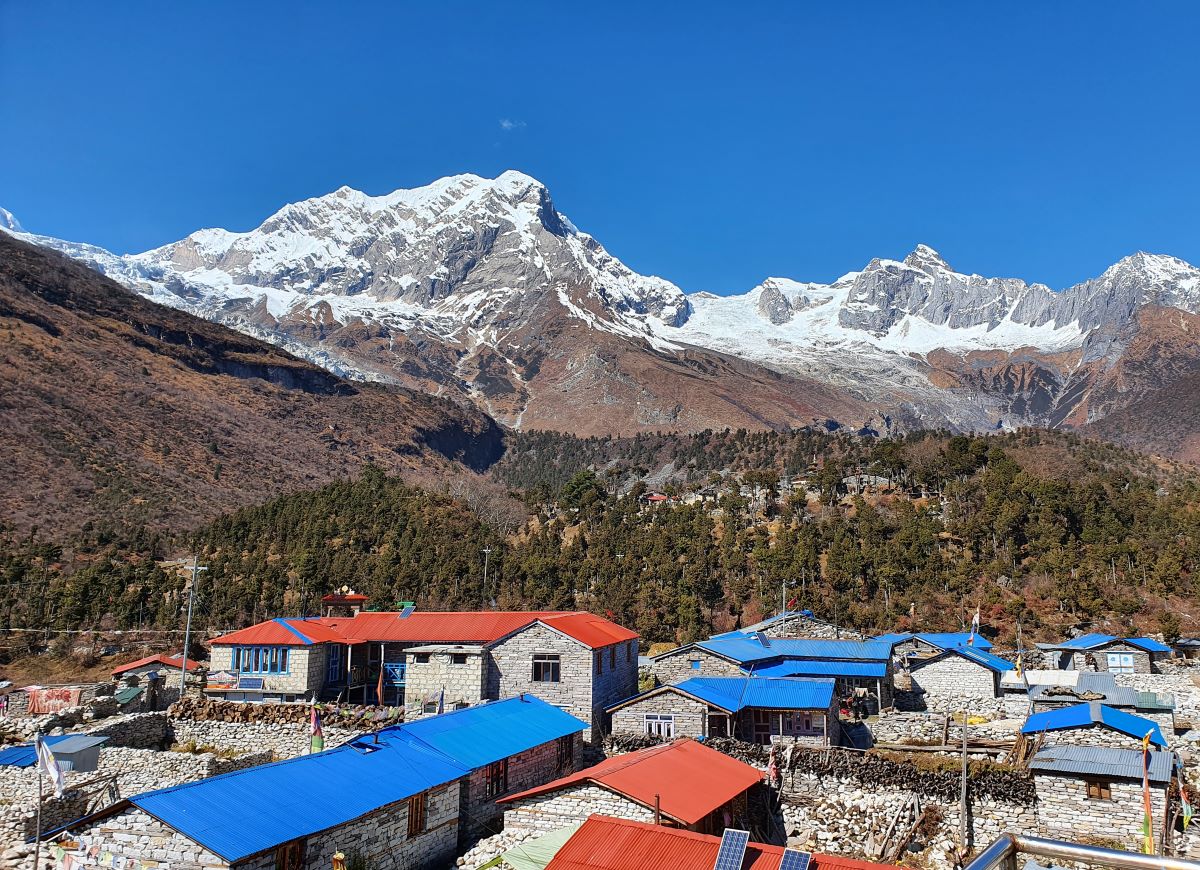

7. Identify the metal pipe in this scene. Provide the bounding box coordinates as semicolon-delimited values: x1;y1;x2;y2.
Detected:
964;833;1200;870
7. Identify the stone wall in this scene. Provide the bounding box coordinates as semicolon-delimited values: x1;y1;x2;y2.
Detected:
589;639;640;741
404;649;486;718
650;647;742;686
503;784;656;834
207;644;326;697
45;806;229;869
459;735;579;842
1038;726;1157;751
909;656;999;703
762;615;864;641
1116;672;1200;726
168;718;359;760
488;624;597;741
869;712;1020;748
1064;643;1159;674
1035;774;1168;852
610;690;709;740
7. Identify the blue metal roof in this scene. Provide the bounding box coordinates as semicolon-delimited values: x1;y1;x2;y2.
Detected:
747;660;888;679
697;636;891;665
943;646;1012;673
1031;746;1173;784
388;695;587;770
872;632;993;651
130;727;467;861
1021;702;1168;748
670;677;835;712
1128;637;1172;653
0;734;75;768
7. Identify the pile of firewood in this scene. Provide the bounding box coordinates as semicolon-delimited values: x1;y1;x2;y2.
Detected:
168;696;403;729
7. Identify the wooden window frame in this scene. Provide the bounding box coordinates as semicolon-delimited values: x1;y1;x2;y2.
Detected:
407;791;427;838
1086;779;1112;800
532;653;561;683
274;841;305;870
556;734;575;773
644;713;675;738
485;758;509;798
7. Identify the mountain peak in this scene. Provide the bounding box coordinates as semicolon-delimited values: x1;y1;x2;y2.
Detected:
903;244;952;274
0;207;23;233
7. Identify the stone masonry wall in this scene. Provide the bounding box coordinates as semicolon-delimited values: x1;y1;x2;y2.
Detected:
1035;774;1168;852
909;657;998;703
1116;672;1200;725
489;624;597;741
404;650;486;718
298;781;459;870
590;639;639;740
168;718;359;759
503;784;656;834
650;647;742;686
610;691;709;739
48;806;230;870
208;644;327;696
460;735;579;842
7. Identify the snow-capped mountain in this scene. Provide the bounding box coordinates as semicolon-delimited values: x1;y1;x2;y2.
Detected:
7;171;1200;441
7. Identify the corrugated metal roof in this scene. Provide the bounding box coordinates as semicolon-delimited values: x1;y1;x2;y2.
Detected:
111;654;192;675
1021;702;1168;747
388;695;587;770
213;611;637;650
873;632;994;651
129;727;466;861
1053;632;1118;651
1128;637;1172;653
698;636;891;665
49;735;108;755
1031;746;1173;784
545;815;900;870
1029;674;1139;708
497;738;762;825
926;646;1012;673
1046;634;1170;653
749;660;888;679
0;734;74;768
670;677;835;712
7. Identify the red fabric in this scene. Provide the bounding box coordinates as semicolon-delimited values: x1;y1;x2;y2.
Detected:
26;687;82;715
499;739;762;825
547;816;902;870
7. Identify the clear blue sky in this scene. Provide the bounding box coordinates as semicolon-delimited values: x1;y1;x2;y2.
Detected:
3;1;1199;294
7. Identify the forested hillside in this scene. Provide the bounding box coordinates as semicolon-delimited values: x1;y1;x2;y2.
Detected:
3;429;1198;650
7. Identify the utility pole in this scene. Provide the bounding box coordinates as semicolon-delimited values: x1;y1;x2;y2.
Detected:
482;548;492;598
179;558;207;695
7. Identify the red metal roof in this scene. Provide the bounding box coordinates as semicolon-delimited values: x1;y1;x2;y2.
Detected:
111;654;196;675
498;739;762;825
210;611;637;650
546;815;901;870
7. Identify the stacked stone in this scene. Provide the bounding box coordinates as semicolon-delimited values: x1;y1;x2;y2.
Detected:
169;718;360;759
455;828;540;868
169;695;400;729
0;696;126;745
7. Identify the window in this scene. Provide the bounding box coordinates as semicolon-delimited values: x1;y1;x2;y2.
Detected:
628;641;634;662
556;734;575;773
485;759;509;797
451;653;468;665
407;792;427;838
532;653;561;683
644;713;675;738
752;709;772;744
595;653;603;676
1086;780;1112;800
275;842;304;870
422;701;439;714
690;659;701;671
454;700;470;710
610;646;616;669
781;711;817;736
1107;652;1135;675
327;644;342;684
235;646;290;675
414;653;431;664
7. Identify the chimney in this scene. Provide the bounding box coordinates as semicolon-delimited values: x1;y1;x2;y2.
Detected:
653;793;661;826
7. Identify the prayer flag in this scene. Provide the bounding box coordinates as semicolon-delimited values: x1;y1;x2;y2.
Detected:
967;607;981;646
437;686;444;715
36;733;65;798
376;666;385;706
310;705;325;754
1142;730;1155;854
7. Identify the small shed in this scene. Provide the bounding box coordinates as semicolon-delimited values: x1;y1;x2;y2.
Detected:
1039;634;1171;674
1022;702;1168;750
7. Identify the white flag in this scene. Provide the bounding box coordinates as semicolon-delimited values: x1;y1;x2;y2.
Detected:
35;734;65;798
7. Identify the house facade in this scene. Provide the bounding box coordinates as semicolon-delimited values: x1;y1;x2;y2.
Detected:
906;647;1010;709
607;677;839;746
206;606;638;740
1031;745;1173;853
1022;702;1169;750
498;738;763;836
1041;634;1172;674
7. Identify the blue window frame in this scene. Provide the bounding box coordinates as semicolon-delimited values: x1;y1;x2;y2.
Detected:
384;662;406;687
233;646;290;675
690;660;701;670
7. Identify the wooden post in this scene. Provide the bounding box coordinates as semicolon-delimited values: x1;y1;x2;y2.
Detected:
654;793;661;826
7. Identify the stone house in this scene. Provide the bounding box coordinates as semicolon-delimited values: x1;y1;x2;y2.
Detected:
1031;745;1173;852
1022;702;1169;750
873;632;993;664
650;634;893;711
906;646;1010;707
1028;672;1176;738
56;724;468;869
207;608;638;739
111;654;200;683
498;738;764;836
606;676;839;746
388;695;587;845
1040;633;1172;674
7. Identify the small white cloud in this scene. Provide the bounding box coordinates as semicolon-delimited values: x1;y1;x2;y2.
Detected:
499;118;527;132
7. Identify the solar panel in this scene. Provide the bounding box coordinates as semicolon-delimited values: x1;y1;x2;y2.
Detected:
399;606;415;618
712;829;749;870
780;848;812;870
236;676;264;690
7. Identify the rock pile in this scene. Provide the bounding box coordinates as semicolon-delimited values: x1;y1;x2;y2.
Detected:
169;696;402;729
455;829;540;869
